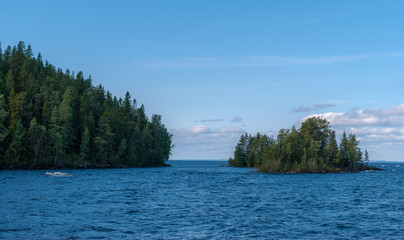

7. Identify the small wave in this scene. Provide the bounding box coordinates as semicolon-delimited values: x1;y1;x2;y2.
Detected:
64;236;81;240
3;177;15;180
88;225;116;233
0;227;31;232
337;225;352;229
126;209;138;214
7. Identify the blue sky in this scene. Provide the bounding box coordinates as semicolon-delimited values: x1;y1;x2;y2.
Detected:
2;0;404;161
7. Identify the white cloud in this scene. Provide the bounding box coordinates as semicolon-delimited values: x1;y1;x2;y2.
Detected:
348;127;397;135
248;54;369;66
304;103;404;127
171;125;245;160
175;125;211;135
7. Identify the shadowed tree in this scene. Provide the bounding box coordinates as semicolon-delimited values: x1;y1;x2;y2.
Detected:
80;127;91;165
9;120;26;167
26;117;45;167
0;42;173;169
0;94;9;167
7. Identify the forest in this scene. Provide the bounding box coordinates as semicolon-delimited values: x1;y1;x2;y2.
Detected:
0;42;172;169
228;117;377;173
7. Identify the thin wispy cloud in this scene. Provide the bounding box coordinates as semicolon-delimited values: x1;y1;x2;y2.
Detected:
389;80;404;90
196;118;224;123
292;104;336;113
388;52;404;57
292;106;312;113
230;116;243;123
131;80;333;94
315;103;336;109
134;54;375;69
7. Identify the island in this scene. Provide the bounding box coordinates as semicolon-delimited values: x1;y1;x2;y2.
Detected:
228;117;380;173
0;42;173;169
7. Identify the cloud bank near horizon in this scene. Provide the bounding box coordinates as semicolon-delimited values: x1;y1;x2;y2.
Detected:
171;125;245;160
303;103;404;128
169;103;404;162
303;103;404;162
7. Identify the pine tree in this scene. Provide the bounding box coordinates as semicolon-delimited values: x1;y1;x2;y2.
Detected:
94;111;115;165
6;70;15;93
327;130;339;167
49;106;63;166
80;127;91;165
59;87;75;153
338;132;350;169
233;145;244;167
364;149;369;166
26;118;45;167
347;133;362;170
0;94;9;167
9;120;26;167
117;138;128;165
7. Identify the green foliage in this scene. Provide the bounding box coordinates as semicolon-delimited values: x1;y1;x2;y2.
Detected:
9;120;26;167
80;127;91;165
26;117;45;167
364;149;369;166
229;117;374;173
0;42;172;169
0;95;9;161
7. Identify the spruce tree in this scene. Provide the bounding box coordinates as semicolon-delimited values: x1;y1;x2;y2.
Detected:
0;94;9;167
80;127;91;165
364;149;369;166
9;120;26;167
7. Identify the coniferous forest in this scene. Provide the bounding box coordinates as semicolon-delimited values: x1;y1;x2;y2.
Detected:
228;117;378;173
0;42;172;169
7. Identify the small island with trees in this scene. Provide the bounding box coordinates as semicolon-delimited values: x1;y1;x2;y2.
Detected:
228;117;380;173
0;42;172;169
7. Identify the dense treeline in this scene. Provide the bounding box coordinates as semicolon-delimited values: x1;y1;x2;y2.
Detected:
0;42;172;169
228;117;375;173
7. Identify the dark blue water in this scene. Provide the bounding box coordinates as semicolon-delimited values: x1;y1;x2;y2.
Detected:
1;161;403;239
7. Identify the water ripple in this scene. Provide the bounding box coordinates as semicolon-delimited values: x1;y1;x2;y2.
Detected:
0;161;403;239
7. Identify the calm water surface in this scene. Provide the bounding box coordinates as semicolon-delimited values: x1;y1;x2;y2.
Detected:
1;161;403;239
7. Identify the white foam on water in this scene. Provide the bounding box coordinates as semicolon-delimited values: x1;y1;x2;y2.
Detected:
45;172;73;177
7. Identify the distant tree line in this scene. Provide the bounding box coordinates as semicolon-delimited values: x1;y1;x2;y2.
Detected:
228;117;374;173
0;41;172;169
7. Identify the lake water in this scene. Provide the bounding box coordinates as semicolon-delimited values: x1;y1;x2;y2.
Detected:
1;161;403;239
